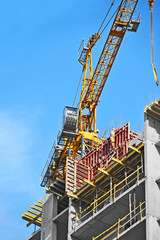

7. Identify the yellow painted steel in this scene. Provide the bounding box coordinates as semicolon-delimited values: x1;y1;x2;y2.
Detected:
112;157;124;166
84;179;106;193
74;166;143;225
47;0;141;184
92;201;145;240
128;145;141;153
27;213;42;227
79;131;102;145
22;214;41;227
67;192;90;204
30;205;42;212
34;202;42;208
28;209;41;216
81;0;139;129
22;200;43;227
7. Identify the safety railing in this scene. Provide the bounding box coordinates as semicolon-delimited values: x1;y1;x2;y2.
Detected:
92;201;145;240
73;166;144;229
40;141;57;187
78;39;89;63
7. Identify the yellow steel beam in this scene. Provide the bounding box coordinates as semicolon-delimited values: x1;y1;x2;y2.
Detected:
84;179;96;187
128;145;141;154
112;157;135;171
67;192;79;200
79;131;102;145
67;192;90;204
112;157;124;166
38;200;43;204
22;214;41;226
28;209;41;216
84;179;106;193
98;168;121;182
35;203;42;208
121;143;144;162
27;212;42;227
30;205;42;212
98;168;110;176
24;212;41;220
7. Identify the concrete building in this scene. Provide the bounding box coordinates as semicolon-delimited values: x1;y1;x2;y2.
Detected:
26;99;160;240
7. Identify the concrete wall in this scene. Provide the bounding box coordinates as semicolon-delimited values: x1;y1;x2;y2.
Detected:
144;114;160;240
26;229;41;240
41;194;57;240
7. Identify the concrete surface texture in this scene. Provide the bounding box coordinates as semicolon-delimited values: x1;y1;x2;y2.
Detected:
28;105;160;240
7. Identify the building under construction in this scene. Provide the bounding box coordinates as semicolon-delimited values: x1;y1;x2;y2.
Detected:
22;0;160;239
24;100;160;240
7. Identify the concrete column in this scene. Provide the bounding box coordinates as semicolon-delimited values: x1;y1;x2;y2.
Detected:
144;114;160;240
67;197;79;240
41;194;58;240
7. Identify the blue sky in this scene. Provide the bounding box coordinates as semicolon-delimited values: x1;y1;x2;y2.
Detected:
0;0;160;239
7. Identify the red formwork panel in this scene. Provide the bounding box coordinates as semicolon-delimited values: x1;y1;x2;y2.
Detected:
65;123;137;194
79;123;137;180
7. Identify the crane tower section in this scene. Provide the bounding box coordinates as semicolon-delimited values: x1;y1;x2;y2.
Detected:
79;0;140;133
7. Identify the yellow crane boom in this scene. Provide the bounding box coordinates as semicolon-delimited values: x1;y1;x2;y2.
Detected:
80;0;139;132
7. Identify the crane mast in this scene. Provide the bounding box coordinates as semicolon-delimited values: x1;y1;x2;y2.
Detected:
41;0;141;188
79;0;139;134
23;0;159;230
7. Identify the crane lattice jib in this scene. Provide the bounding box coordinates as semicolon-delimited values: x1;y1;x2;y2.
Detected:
81;0;139;113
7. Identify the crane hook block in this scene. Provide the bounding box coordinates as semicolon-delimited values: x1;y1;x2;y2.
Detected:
152;64;159;86
148;0;155;10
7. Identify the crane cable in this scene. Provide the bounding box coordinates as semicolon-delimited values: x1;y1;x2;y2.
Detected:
72;69;84;107
100;4;120;36
98;0;116;34
73;0;116;107
149;0;159;86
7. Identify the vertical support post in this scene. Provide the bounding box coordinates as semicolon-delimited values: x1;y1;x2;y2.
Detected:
79;201;82;219
81;136;84;158
125;167;128;188
140;202;143;222
117;218;120;240
114;184;116;202
94;108;96;133
93;189;98;215
133;192;136;223
110;177;113;203
137;165;139;183
129;193;132;226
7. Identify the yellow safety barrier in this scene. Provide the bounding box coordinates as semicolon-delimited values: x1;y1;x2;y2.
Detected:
73;166;144;228
92;201;145;240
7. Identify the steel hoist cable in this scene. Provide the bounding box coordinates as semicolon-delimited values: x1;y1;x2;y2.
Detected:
148;0;159;86
73;69;84;107
73;0;116;107
98;0;116;34
100;5;119;36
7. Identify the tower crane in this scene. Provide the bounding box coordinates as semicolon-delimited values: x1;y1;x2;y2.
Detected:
40;0;158;194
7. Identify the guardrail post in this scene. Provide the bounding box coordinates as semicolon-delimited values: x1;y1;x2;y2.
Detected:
140;202;143;222
114;184;116;202
137;165;139;183
110;177;113;203
117;218;120;239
